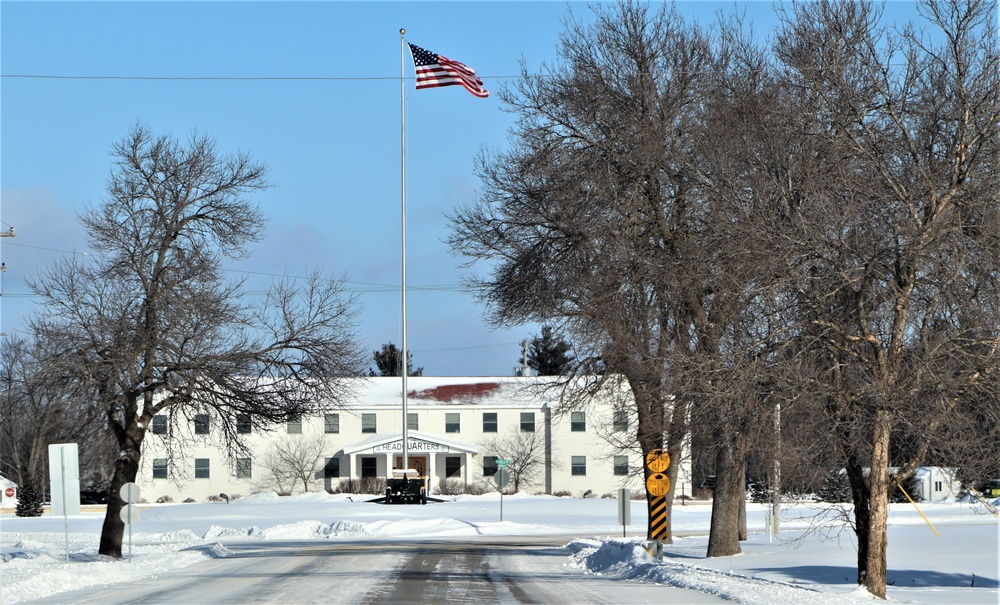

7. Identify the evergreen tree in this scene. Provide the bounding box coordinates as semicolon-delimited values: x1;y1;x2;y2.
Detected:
526;327;574;376
369;343;423;377
815;469;851;503
15;478;43;517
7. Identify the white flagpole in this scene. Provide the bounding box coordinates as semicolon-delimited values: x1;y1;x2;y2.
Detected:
399;29;409;472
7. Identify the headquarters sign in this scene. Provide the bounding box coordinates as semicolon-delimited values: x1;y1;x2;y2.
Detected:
373;439;449;453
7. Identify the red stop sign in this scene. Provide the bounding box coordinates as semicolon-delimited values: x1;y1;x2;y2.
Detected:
4;487;14;498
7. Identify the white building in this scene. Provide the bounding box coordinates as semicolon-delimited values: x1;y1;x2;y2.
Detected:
138;376;692;502
911;467;963;502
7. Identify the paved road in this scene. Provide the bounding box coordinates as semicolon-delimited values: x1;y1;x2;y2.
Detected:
27;536;727;604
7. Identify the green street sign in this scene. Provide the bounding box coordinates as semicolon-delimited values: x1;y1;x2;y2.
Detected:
497;459;511;468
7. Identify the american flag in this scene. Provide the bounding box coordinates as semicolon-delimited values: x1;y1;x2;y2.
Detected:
408;43;489;99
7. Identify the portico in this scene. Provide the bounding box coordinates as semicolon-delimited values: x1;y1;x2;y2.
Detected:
341;430;480;495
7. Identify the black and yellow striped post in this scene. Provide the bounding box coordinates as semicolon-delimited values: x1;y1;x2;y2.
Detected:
645;449;671;559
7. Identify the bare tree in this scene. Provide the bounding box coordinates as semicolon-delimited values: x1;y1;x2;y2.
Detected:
450;0;716;544
0;337;109;496
27;124;365;558
481;427;548;493
259;433;331;494
769;0;1000;597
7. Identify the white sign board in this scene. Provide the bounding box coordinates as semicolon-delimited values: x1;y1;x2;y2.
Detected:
48;443;81;516
120;504;141;525
373;439;449;453
120;482;141;504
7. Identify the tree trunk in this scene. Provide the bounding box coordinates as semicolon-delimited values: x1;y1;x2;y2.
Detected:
845;456;871;584
98;427;142;559
738;465;748;542
707;441;743;557
862;411;892;599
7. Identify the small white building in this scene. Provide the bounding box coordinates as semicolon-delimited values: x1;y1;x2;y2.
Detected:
138;376;692;502
0;474;17;508
911;467;963;502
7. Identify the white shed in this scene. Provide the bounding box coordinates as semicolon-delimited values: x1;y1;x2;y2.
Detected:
912;467;962;502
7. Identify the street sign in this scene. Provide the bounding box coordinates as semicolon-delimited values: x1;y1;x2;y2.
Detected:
645;449;670;473
495;468;510;490
119;482;141;504
496;459;511;468
4;487;14;498
120;504;140;525
646;472;671;497
618;488;631;528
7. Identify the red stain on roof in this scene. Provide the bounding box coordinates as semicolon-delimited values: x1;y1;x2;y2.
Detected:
409;382;501;402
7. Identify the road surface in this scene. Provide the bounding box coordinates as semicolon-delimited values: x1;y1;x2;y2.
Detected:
26;536;727;604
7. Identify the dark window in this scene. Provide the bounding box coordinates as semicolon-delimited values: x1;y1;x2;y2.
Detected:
483;456;499;477
236;458;252;479
361;457;377;478
286;416;302;434
152;458;168;479
445;456;461;478
362;413;377;434
571;456;586;476
571;411;586;432
520;412;535;432
151;415;168;435
195;458;210;479
614;455;629;476
482;412;497;433
324;457;340;478
236;413;252;434
613;411;628;432
407;413;418;431
445;412;460;433
194;414;210;435
324;413;339;434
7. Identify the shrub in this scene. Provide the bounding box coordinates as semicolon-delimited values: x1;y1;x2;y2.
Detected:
552;490;572;497
183;497;196;503
156;495;174;504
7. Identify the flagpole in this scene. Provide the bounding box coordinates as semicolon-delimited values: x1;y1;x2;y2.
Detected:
399;29;409;473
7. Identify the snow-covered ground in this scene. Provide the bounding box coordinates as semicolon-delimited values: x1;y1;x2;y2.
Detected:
1;492;997;604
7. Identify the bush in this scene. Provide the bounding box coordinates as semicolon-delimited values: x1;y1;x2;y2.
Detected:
183;497;196;503
156;495;174;504
552;490;572;497
815;469;851;503
15;481;44;517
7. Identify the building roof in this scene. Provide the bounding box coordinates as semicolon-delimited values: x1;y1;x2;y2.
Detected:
347;375;568;408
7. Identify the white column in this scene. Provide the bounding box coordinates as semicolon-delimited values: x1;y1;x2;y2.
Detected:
427;454;436;496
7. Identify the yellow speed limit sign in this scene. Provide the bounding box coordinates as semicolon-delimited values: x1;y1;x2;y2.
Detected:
646;472;671;497
645;449;670;473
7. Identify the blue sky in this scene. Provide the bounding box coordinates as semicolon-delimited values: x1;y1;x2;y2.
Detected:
1;1;922;376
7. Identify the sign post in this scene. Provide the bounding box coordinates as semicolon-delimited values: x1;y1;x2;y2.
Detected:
618;488;631;537
119;482;141;561
48;443;80;561
495;466;510;521
645;449;671;560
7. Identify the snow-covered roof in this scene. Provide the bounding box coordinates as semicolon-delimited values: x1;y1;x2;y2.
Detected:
341;375;571;408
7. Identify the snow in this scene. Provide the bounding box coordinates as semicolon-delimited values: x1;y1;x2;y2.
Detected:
1;492;997;604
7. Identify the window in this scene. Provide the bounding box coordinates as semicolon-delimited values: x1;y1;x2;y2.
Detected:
152;458;168;479
195;458;210;479
236;413;252;434
613;411;628;432
571;456;587;476
571;411;586;432
935;481;943;492
236;458;252;479
483;455;499;477
482;412;497;433
361;457;377;478
362;413;377;434
614;455;629;476
324;457;340;478
151;415;168;435
194;414;210;435
324;413;340;434
445;456;461;478
286;416;302;434
408;412;419;431
520;412;535;432
445;412;460;433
